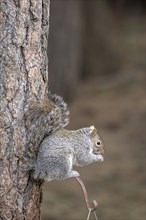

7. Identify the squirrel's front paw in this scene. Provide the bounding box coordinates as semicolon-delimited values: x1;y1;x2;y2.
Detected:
97;154;104;162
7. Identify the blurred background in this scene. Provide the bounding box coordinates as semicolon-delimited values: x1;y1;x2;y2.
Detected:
43;0;145;219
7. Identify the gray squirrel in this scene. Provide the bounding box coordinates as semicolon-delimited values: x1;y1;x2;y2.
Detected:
25;93;104;181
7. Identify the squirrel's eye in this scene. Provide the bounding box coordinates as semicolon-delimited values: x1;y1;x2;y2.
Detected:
97;140;101;146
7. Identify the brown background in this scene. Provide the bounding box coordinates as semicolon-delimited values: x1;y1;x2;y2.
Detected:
43;1;145;219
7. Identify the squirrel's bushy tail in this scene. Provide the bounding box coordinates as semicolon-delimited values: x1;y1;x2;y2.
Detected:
25;93;69;157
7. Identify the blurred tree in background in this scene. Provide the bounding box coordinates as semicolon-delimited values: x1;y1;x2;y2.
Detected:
82;0;119;78
48;0;145;100
48;0;82;100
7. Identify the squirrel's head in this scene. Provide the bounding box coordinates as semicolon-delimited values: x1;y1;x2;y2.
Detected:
89;125;104;155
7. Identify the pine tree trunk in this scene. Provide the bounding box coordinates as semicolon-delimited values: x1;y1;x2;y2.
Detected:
0;0;50;219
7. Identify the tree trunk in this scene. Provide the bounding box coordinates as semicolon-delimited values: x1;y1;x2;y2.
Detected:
0;0;50;219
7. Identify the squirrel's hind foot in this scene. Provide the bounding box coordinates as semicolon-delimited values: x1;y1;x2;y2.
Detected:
63;170;80;180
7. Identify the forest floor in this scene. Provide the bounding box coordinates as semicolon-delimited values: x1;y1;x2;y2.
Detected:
42;14;145;220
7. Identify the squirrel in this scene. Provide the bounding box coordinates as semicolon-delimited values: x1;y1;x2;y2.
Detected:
25;93;104;181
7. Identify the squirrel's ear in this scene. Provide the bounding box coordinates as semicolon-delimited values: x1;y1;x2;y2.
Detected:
89;125;97;137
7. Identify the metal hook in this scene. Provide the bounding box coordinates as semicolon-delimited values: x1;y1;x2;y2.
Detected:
75;176;98;211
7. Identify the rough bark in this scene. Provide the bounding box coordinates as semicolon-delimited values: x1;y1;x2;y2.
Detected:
0;0;50;219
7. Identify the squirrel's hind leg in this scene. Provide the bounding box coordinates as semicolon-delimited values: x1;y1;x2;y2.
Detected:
62;170;80;180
